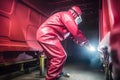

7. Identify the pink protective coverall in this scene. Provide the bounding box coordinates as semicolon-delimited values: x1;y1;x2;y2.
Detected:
36;6;88;80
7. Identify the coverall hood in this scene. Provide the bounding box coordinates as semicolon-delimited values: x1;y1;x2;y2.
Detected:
71;6;82;15
68;6;82;25
68;6;82;17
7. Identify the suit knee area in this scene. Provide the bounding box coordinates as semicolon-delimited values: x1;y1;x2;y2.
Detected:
57;54;67;62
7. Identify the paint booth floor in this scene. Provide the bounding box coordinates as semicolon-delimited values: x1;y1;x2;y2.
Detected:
11;63;105;80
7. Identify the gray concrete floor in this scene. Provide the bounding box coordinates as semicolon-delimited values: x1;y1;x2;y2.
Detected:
11;64;105;80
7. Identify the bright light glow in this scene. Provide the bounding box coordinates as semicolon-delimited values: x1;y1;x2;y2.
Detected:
89;46;96;51
86;45;96;52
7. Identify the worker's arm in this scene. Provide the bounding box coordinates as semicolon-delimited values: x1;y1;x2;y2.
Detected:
62;13;88;46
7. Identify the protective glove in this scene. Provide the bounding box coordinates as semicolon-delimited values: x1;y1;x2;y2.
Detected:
84;42;96;51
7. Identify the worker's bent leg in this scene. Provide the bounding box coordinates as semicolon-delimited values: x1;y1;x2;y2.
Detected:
39;40;67;80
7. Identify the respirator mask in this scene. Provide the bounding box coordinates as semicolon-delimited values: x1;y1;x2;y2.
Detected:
75;15;82;25
70;8;82;25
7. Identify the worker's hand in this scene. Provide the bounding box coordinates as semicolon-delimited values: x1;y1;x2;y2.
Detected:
84;42;96;51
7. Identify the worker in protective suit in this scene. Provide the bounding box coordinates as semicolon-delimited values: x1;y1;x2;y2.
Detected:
97;32;113;80
36;6;90;80
98;31;111;62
